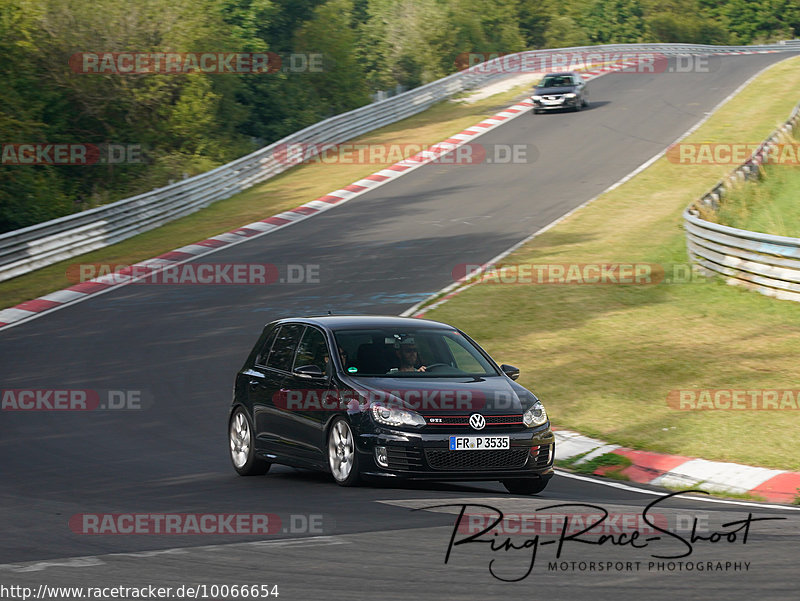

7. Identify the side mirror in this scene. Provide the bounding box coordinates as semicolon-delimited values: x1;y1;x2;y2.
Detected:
294;365;326;379
500;364;520;380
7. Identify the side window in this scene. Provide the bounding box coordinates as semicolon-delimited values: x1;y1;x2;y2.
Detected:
293;327;329;372
255;328;279;366
266;324;304;372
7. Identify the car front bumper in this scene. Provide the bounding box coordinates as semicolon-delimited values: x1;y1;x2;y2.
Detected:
356;425;555;481
532;97;579;110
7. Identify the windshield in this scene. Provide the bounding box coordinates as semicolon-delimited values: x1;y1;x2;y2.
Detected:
332;328;498;377
539;76;574;88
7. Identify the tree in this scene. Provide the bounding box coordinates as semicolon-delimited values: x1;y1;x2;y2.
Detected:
294;0;370;115
544;16;591;48
581;0;647;44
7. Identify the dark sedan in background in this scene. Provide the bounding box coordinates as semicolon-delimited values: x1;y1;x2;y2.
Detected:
531;71;589;113
229;315;554;495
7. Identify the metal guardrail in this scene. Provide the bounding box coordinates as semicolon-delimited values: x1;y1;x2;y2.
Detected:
1;42;797;283
684;100;800;302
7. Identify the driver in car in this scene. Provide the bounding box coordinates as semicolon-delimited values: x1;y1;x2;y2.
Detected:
395;338;427;372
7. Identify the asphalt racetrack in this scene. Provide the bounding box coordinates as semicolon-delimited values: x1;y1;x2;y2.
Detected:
1;54;799;600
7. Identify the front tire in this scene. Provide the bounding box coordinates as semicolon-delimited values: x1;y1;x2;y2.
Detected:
502;478;549;495
229;408;270;476
327;418;360;486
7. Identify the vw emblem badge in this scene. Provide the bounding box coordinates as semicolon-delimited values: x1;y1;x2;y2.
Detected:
469;413;486;431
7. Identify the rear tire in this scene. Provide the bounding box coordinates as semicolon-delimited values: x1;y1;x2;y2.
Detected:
502;478;549;495
229;408;270;476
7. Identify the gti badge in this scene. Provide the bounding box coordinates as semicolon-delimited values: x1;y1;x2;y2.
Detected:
469;413;486;431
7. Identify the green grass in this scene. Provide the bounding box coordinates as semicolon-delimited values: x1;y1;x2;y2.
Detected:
425;55;800;472
554;451;591;469
0;83;536;310
713;157;800;236
661;485;768;503
559;452;633;480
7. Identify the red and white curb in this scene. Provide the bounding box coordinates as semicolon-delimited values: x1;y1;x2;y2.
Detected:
555;429;800;504
0;52;777;332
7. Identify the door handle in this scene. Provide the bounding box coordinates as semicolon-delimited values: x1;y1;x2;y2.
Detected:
249;379;263;389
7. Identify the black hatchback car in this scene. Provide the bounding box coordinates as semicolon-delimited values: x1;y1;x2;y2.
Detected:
228;315;554;494
531;71;589;113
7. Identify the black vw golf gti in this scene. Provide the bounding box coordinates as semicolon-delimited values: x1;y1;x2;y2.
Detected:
228;315;555;494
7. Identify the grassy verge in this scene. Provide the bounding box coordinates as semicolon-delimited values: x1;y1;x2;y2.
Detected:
661;485;768;503
426;55;800;471
557;452;633;480
714;155;800;236
0;83;535;310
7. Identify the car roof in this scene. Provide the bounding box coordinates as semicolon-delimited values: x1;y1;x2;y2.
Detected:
269;315;456;331
544;71;578;76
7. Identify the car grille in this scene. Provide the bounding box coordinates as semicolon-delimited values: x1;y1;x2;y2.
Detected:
384;444;552;471
423;415;523;428
385;447;423;471
425;448;530;471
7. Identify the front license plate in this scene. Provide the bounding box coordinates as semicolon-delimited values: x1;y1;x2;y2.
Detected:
449;436;510;450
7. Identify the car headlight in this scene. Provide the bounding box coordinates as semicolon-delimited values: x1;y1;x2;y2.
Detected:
564;93;576;98
370;403;426;428
531;95;542;101
523;401;548;427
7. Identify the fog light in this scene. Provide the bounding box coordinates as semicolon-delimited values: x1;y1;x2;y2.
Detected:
375;446;388;468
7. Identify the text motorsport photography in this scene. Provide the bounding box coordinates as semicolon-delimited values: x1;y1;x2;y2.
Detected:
419;491;785;581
